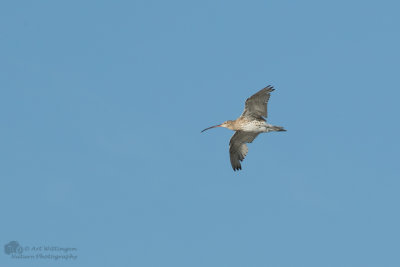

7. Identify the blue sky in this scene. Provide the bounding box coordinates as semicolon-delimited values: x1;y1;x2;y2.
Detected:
1;0;400;266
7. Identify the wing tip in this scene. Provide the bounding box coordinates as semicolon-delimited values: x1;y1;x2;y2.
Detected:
264;85;275;92
233;166;242;171
232;163;242;171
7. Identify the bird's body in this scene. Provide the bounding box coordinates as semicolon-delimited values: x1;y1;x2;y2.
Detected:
224;117;282;133
201;85;286;171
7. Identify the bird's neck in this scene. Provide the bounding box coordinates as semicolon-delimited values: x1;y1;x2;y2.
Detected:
227;120;242;131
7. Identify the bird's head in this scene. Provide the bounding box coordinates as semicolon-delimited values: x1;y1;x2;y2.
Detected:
201;120;235;132
221;120;235;129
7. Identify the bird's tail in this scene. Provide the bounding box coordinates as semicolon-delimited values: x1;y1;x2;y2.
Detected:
271;126;286;132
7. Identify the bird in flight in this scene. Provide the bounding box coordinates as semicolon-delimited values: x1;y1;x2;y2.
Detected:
201;85;286;171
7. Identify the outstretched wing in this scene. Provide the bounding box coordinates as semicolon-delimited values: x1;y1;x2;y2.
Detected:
241;85;274;120
229;131;260;171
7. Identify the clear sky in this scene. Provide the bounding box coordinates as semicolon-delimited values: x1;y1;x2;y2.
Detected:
1;0;400;266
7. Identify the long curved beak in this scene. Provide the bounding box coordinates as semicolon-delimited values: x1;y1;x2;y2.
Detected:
201;124;221;133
